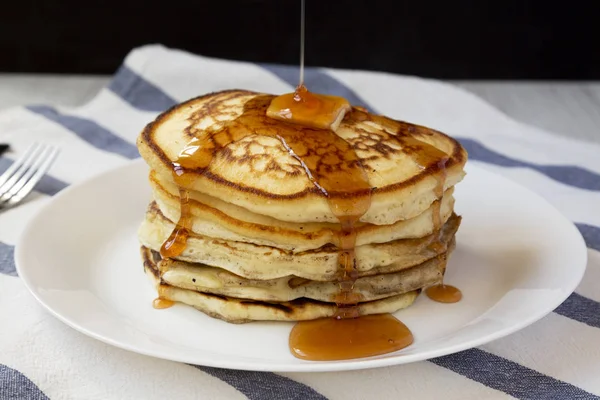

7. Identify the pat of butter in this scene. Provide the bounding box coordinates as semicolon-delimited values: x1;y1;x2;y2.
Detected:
266;91;351;131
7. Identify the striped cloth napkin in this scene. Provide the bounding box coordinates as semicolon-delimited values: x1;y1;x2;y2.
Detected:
1;44;599;400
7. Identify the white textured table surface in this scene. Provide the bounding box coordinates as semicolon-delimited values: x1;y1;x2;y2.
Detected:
1;74;599;144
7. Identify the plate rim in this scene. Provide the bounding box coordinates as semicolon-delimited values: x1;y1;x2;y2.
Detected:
15;159;588;372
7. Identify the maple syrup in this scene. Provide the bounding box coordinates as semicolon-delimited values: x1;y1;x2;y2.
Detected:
289;314;413;361
428;157;449;254
152;298;175;309
152;285;175;309
160;188;192;258
426;284;462;303
364;118;461;303
420;152;462;304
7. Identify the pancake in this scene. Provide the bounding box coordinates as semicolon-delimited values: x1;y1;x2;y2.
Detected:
137;90;467;225
138;203;461;281
150;170;455;251
142;247;420;323
153;247;448;302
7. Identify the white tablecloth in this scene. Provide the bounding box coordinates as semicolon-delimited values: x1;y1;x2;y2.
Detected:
1;45;599;400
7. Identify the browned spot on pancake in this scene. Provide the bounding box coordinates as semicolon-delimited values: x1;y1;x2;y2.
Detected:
202;292;229;301
140;247;160;278
239;300;294;313
150;249;162;264
288;277;311;289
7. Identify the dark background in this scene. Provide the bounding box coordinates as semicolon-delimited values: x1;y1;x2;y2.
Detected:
1;0;599;79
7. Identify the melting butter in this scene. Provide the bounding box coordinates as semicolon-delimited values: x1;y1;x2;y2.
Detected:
266;85;351;131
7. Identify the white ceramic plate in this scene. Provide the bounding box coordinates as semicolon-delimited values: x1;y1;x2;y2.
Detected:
16;160;587;372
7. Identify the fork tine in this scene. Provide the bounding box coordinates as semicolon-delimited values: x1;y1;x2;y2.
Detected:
0;143;40;189
0;143;46;197
4;146;59;206
1;145;53;202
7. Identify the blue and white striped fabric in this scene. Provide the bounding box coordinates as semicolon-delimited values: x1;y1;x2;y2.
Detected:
1;44;599;400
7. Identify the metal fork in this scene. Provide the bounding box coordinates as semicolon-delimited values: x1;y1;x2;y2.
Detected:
0;143;60;210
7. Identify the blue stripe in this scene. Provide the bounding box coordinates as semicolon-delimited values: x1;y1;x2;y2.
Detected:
0;241;16;276
26;105;139;160
460;138;600;191
0;364;49;400
576;223;600;252
431;348;599;399
262;64;600;193
551;221;600;329
0;157;67;196
555;292;600;329
194;366;327;400
108;65;177;112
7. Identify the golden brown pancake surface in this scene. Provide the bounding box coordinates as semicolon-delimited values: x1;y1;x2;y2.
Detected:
137;90;467;225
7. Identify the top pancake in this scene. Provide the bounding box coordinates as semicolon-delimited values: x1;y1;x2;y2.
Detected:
137;90;467;225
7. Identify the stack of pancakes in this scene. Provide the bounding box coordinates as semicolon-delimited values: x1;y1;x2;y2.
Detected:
137;90;467;323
